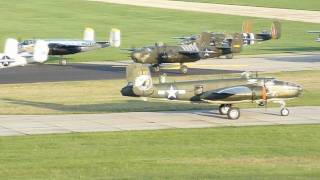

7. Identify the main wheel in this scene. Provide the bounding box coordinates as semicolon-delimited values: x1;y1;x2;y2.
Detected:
219;104;230;115
227;107;240;120
59;59;67;66
152;65;160;72
180;65;188;74
225;53;234;59
280;108;289;116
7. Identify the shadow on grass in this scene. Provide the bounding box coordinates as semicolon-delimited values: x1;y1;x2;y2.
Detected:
2;98;215;114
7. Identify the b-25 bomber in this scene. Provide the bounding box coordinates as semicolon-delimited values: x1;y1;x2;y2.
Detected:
127;21;281;74
127;32;243;74
19;28;121;65
175;21;282;54
121;64;302;120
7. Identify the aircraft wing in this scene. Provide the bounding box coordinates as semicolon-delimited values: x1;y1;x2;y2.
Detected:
200;85;253;101
0;59;16;63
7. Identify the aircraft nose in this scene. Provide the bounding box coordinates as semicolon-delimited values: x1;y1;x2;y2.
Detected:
290;83;303;97
131;51;143;63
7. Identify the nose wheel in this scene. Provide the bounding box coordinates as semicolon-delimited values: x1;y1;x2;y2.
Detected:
274;100;290;116
280;108;289;116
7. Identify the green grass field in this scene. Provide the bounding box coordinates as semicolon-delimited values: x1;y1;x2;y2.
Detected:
177;0;320;11
0;70;318;115
0;0;319;62
0;125;319;179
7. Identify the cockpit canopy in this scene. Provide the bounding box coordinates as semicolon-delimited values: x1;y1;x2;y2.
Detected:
20;40;35;46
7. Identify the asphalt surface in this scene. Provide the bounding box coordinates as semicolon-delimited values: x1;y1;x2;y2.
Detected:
0;52;319;84
0;63;240;84
89;0;320;23
0;106;319;136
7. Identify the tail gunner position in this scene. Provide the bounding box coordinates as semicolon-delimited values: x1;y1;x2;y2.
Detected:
121;64;303;120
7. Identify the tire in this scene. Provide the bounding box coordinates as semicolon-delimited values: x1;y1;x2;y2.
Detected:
180;65;188;74
152;65;160;72
227;107;240;120
219;104;230;115
59;59;67;66
281;108;289;116
225;54;234;59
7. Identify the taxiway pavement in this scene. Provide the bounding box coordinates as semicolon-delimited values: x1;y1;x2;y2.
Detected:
0;52;318;84
0;106;319;136
89;0;320;23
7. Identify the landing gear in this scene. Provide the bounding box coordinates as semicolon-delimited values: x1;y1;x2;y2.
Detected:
274;100;290;116
227;107;240;120
152;64;160;72
225;53;234;59
59;56;67;66
180;64;188;74
219;104;240;120
280;108;289;116
219;104;231;115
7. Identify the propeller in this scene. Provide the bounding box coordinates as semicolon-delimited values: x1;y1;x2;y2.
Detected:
261;78;268;110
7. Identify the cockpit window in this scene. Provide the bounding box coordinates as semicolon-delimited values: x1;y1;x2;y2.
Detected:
21;40;35;45
145;48;152;52
285;82;297;87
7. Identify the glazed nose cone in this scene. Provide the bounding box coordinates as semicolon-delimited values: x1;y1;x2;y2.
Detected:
131;51;140;62
297;85;303;96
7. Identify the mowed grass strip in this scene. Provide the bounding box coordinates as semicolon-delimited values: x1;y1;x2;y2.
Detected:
176;0;320;11
0;125;320;179
0;70;318;115
0;0;319;62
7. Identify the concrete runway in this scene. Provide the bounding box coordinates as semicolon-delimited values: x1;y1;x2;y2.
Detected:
0;53;319;84
0;106;319;136
89;0;320;23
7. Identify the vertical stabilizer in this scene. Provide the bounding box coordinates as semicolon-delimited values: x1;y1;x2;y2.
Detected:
242;20;252;33
195;32;211;49
4;38;18;58
83;27;95;41
271;21;281;39
33;40;49;63
231;33;243;53
126;64;153;96
109;28;121;47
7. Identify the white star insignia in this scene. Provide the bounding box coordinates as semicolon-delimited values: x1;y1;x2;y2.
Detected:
157;85;186;99
166;85;179;99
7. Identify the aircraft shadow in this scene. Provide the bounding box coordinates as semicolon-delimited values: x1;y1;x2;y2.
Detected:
2;98;214;114
190;111;230;120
